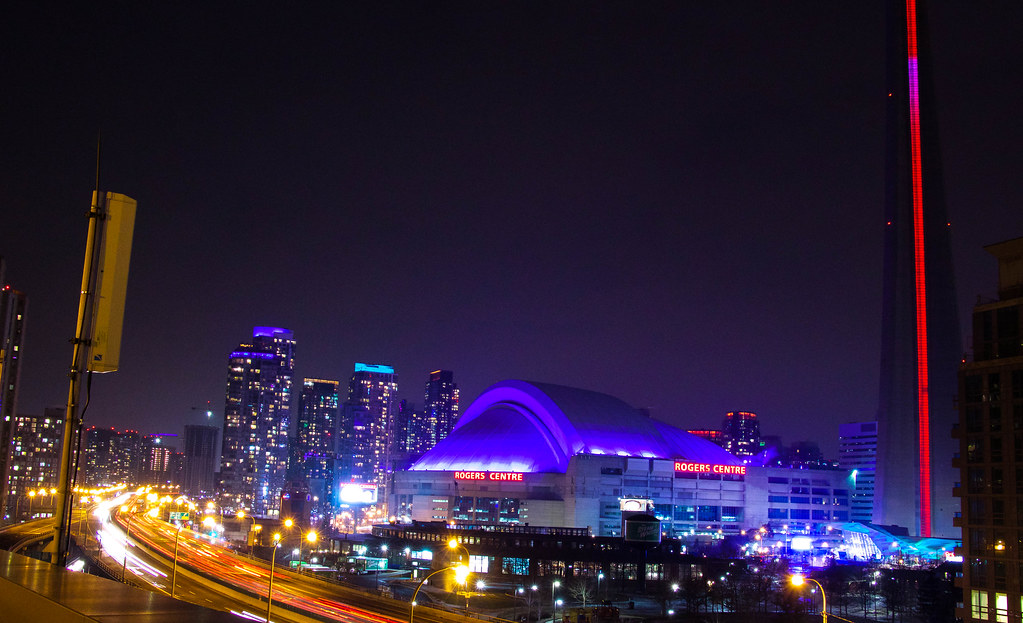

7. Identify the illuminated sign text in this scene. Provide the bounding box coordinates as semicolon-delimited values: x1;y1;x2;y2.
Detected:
454;471;524;482
674;462;746;475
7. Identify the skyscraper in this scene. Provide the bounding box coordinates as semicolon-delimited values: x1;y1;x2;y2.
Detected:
721;411;761;458
346;363;397;500
874;0;962;537
423;370;459;450
82;427;142;487
296;378;339;516
5;408;63;520
838;422;878;522
956;236;1023;623
183;424;218;497
0;260;28;519
220;326;295;515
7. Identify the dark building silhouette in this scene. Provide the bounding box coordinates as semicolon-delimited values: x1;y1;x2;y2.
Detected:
874;0;962;537
0;259;28;519
183;425;219;497
956;236;1023;622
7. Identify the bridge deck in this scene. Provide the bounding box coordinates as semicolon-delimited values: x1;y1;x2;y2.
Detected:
0;549;242;622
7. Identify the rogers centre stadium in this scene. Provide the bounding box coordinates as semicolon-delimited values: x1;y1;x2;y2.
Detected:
390;380;852;537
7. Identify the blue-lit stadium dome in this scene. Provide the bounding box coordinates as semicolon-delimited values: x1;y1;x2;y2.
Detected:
409;380;740;473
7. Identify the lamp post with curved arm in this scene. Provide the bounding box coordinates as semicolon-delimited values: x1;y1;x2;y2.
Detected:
120;505;136;582
790;574;827;623
266;533;282;623
410;564;470;623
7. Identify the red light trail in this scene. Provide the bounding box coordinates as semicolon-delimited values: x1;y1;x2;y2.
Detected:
905;0;931;537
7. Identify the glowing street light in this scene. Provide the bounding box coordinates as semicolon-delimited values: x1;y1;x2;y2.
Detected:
410;565;470;623
791;574;828;623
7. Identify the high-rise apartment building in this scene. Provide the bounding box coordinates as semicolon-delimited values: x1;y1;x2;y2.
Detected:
82;427;142;486
423;370;459;450
838;422;878;522
220;327;295;515
0;259;28;519
874;0;962;537
722;411;761;458
296;378;339;515
956;236;1023;623
183;425;218;497
346;363;397;500
139;434;177;485
4;408;63;520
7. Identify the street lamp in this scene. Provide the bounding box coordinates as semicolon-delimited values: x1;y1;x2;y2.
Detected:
410;564;469;623
298;530;317;571
555;599;563;623
448;538;470;566
266;533;282;623
597;572;604;600
791;574;827;623
120;505;136;582
170;523;184;598
552;580;561;622
532;585;540;622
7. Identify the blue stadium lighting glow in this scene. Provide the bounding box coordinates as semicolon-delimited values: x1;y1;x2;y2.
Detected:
410;380;740;474
252;326;291;337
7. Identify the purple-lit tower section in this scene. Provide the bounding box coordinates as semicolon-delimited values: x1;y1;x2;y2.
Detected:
875;0;960;538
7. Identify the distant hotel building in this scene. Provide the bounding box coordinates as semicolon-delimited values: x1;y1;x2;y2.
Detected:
956;237;1023;623
722;411;761;458
345;363;397;501
838;422;877;522
392;381;850;536
220;327;295;515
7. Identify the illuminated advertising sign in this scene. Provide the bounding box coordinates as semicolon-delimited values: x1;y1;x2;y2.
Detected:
338;483;378;504
453;471;524;482
673;461;746;475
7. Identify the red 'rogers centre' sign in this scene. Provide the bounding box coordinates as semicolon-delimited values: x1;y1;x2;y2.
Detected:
454;471;524;482
674;462;746;475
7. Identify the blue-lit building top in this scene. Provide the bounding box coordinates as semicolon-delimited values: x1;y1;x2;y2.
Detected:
411;380;739;473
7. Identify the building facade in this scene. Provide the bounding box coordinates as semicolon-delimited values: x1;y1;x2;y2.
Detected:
956;237;1023;623
5;408;63;520
346;363;397;501
220;326;295;515
838;422;878;523
296;377;340;517
82;427;142;486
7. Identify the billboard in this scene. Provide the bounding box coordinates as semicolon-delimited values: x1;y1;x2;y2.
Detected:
339;483;378;504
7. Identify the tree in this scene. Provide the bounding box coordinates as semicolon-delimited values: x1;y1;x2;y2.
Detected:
567;577;594;609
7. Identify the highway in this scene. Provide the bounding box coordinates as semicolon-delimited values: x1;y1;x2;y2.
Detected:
78;495;469;623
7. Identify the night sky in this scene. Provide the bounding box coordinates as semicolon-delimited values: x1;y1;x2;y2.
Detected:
2;2;1021;457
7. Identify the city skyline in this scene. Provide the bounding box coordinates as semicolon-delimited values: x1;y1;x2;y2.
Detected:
2;3;1021;458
